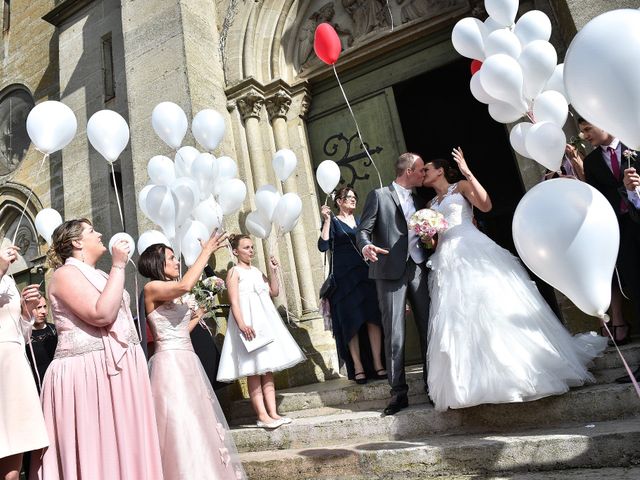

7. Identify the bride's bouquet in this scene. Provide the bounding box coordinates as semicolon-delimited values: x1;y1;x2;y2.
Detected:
192;275;226;312
409;208;448;249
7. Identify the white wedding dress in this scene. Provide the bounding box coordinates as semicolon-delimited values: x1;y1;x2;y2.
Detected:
426;183;608;412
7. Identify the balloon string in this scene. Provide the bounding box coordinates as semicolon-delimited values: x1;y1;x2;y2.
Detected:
12;153;49;246
600;314;640;398
614;266;631;301
332;64;383;189
110;163;125;231
386;0;394;32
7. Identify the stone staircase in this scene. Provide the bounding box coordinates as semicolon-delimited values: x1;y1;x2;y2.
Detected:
229;342;640;479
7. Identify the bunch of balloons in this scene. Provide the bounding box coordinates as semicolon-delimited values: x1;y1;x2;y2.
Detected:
244;150;304;239
139;102;247;265
452;0;569;171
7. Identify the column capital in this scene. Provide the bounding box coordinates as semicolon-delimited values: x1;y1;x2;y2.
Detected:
265;89;292;122
235;89;265;121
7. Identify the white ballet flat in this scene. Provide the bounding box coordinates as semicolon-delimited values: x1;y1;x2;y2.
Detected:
256;419;283;430
278;417;293;425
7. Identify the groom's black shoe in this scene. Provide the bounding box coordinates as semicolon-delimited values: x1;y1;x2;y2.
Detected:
383;394;408;415
615;366;640;384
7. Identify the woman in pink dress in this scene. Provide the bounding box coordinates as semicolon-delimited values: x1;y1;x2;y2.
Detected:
0;244;48;480
31;219;163;480
139;230;246;480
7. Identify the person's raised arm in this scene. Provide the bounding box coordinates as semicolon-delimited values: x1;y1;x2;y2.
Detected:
144;230;228;304
51;240;130;327
318;205;332;252
452;147;492;213
265;256;280;297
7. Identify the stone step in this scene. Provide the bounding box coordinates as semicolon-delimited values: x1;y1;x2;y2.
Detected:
228;341;640;423
230;382;639;453
238;418;640;479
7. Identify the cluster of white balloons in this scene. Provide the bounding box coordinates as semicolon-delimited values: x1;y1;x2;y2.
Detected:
244;150;303;239
453;0;569;171
138;102;247;265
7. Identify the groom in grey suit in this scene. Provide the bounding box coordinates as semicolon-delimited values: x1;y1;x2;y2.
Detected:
356;152;431;415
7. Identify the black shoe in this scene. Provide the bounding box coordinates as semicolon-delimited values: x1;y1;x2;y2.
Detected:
383;395;408;415
615;366;640;384
374;369;387;380
354;372;367;385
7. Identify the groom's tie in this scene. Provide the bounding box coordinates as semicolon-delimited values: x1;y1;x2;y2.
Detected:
609;147;628;214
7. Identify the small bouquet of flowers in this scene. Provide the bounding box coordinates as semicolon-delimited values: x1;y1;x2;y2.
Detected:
192;275;226;312
409;208;448;249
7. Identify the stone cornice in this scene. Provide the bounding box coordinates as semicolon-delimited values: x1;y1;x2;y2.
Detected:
43;0;96;27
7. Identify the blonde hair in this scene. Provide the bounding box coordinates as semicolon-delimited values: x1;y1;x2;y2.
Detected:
46;218;91;269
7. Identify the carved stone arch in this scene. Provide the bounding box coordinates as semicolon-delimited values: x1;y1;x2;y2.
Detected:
0;183;45;273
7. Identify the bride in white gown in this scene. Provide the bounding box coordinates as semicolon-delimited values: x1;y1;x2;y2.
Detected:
423;147;608;412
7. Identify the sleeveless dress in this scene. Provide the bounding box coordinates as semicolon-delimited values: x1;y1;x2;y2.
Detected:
32;258;163;480
217;266;306;381
147;301;245;480
426;184;608;411
0;275;48;459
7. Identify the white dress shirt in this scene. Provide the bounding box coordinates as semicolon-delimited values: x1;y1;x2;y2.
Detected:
392;181;426;264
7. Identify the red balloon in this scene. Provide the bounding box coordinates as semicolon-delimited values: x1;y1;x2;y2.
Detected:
314;23;341;65
470;59;482;75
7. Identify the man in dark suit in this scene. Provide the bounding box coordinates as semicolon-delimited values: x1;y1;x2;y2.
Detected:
356;152;431;414
579;118;640;382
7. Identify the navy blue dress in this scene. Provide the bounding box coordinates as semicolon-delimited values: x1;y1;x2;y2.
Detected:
318;216;383;379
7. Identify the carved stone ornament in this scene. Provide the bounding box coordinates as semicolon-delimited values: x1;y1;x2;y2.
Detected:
265;90;292;122
235;90;265;121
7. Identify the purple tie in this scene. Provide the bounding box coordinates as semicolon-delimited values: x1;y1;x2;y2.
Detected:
610;147;628;213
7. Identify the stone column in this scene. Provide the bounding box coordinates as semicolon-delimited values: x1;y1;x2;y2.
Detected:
266;86;318;313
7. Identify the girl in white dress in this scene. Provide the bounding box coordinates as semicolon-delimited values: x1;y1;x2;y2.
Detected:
423;147;608;412
217;235;306;429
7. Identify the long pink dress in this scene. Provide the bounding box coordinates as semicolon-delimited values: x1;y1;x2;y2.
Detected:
148;300;245;480
31;258;163;480
0;275;48;459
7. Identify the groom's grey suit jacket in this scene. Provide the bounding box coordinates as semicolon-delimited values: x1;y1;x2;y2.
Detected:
356;183;428;278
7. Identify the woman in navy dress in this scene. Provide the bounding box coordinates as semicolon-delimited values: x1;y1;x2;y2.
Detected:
318;187;385;384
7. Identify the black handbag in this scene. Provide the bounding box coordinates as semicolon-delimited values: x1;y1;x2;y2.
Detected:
319;229;336;300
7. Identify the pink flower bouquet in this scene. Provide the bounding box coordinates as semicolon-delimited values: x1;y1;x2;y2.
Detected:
409;208;448;249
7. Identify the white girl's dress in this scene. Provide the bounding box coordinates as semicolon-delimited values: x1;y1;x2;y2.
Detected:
217;266;306;381
426;184;608;412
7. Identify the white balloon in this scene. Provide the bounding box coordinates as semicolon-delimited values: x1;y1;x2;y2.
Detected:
488;101;525;123
272;149;297;182
509;122;533;158
484;29;522;59
512;179;618;317
485;0;519;26
137;230;172;256
564;9;640;150
147;155;176;186
108;232;135;261
174;146;200;178
543;64;566;99
518;40;558;100
138;184;154;217
193;196;223;234
532;90;568;127
180;220;210;266
245;211;272;239
26;101;77;154
34;208;62;245
171;177;199;228
191;153;219;199
514;10;552;47
255;185;281;221
524;121;566;171
480;54;527;112
273;193;302;234
87;110;130;163
216;156;238;180
192;109;226;151
316;160;341;194
451;17;487;60
216;179;247;215
151;102;188;149
469;71;496;104
483;17;504;37
144;185;176;239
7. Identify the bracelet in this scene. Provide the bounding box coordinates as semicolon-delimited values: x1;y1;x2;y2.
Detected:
111;264;126;270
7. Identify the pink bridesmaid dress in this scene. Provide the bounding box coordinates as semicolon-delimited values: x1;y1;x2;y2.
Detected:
147;300;245;480
31;258;163;480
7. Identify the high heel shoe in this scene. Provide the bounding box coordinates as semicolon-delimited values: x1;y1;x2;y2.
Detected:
374;369;387;380
354;372;367;384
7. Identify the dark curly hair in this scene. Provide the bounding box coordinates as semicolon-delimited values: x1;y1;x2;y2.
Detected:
333;186;358;209
138;243;173;281
428;158;463;183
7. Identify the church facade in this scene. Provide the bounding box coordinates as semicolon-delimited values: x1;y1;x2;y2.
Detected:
0;0;635;388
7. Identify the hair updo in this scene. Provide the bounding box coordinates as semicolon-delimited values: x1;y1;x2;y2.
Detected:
229;233;251;250
429;158;462;183
46;218;91;269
